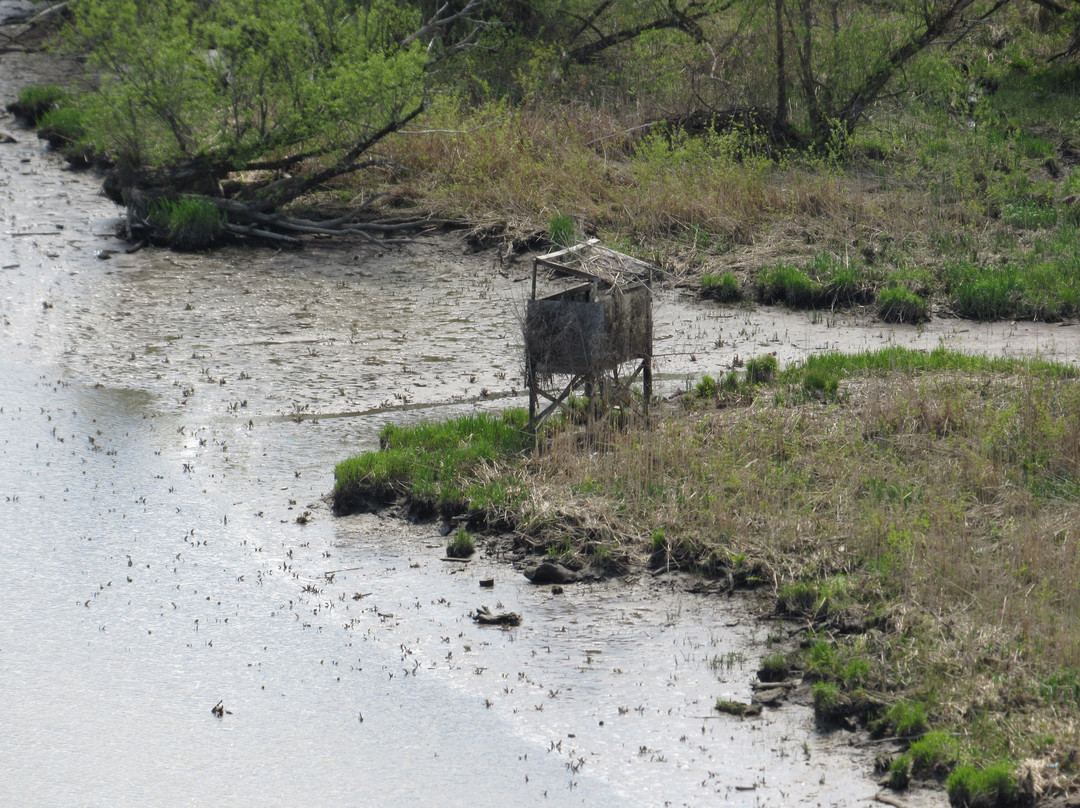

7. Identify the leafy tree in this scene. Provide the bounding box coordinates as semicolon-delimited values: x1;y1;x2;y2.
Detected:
63;0;475;236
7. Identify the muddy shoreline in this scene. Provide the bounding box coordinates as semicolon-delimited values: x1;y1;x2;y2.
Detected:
9;23;1074;806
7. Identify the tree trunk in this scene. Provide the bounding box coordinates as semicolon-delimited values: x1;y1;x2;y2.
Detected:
774;0;789;134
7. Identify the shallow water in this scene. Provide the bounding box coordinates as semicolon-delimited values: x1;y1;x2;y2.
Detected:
6;39;1072;808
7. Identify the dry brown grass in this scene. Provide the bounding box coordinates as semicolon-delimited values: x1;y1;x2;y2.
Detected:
494;362;1080;779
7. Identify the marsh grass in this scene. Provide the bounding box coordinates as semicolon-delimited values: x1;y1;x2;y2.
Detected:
332;349;1080;788
946;764;1022;808
508;348;1080;783
446;527;475;558
701;272;742;302
877;286;929;323
147;197;225;250
332;409;531;515
11;84;67;123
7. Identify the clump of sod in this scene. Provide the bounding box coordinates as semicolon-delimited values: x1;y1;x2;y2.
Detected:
7;84;67;124
332;409;531;516
447;527;475;558
945;764;1023;808
701;272;743;302
548;212;574;247
877;286;929;323
745;354;777;384
147;197;225;251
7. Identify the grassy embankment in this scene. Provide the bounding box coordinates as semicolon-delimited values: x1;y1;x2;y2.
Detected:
335;347;1080;805
246;51;1078;324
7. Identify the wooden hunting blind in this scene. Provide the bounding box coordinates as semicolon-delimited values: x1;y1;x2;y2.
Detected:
525;239;654;431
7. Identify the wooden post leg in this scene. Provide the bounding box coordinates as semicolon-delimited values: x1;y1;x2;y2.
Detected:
527;356;537;434
643;357;652;425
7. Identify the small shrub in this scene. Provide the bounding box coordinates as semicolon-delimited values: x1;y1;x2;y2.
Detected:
695;374;718;399
878;287;929;323
946;763;1021;808
701;272;743;302
447;527;475;558
745;354;778;384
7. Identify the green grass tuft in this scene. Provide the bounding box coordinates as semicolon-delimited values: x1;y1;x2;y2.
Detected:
701;272;743;302
910;730;960;776
878;286;929;323
548;212;574;247
946;763;1020;808
148;197;225;251
745;354;778;384
447;527;475;558
333;409;531;514
757;263;824;308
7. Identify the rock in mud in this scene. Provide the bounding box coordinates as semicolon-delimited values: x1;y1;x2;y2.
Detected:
523;561;579;585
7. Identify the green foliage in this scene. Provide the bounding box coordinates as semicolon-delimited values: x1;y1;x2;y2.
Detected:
715;698;755;717
785;347;1078;382
948;264;1023;320
695;374;718;399
758;263;823;308
548;212;574;247
333;409;531;512
1040;669;1080;704
147;197;225;250
745;354;777;384
757;255;874;309
447;527;475;558
889;753;912;790
909;730;960;776
701;272;742;303
877;287;929;323
66;0;427;167
779;578;849;620
758;653;791;682
946;763;1020;808
802;369;839;401
872;700;929;738
811;680;844;720
14;84;68;123
650;528;667;553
